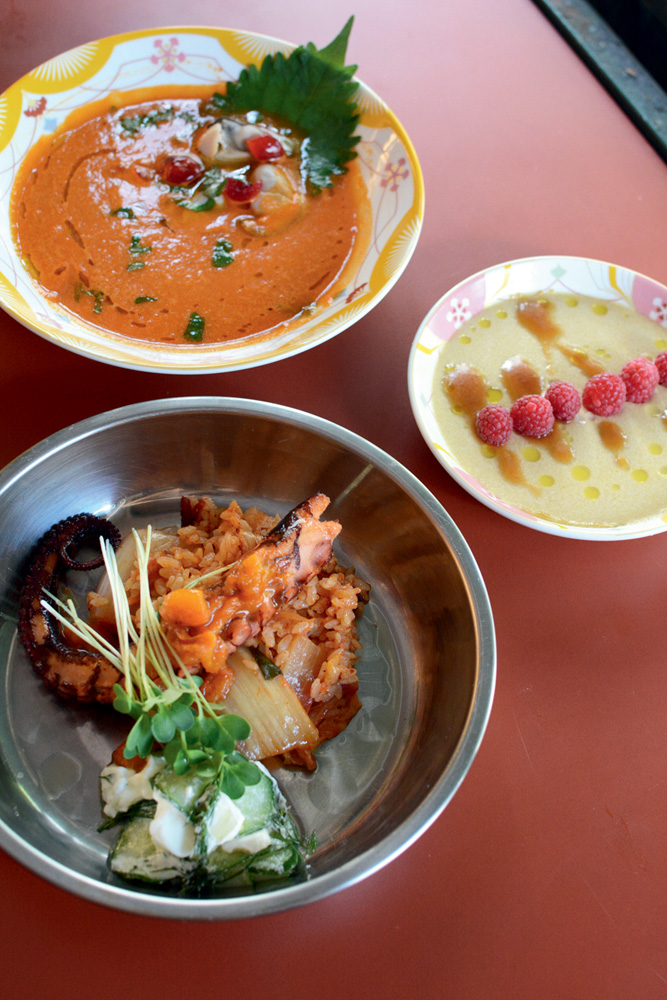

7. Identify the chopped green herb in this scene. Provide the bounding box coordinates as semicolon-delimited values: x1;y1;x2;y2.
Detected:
110;206;135;219
212;238;234;268
119;105;176;134
129;234;151;254
174;166;225;212
184;312;205;342
134;295;157;304
209;17;359;189
251;648;282;680
127;235;152;270
74;284;105;313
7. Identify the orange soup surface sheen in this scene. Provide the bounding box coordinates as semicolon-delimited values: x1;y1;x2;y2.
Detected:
12;89;369;345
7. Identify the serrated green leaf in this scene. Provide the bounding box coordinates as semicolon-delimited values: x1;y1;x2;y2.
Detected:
311;15;356;72
213;19;359;188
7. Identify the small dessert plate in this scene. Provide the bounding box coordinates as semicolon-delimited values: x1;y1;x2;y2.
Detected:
408;255;667;540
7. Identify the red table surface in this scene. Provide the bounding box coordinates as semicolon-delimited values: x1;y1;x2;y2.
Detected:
1;1;666;997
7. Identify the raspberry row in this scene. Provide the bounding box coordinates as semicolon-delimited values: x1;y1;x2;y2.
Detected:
475;350;667;447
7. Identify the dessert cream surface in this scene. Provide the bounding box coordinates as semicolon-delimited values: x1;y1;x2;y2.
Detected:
431;292;667;527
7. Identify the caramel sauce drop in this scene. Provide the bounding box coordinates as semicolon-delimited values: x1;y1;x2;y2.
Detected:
496;447;539;495
443;364;539;494
543;423;574;463
557;343;606;377
443;364;488;417
599;419;629;467
501;357;541;401
516;298;561;345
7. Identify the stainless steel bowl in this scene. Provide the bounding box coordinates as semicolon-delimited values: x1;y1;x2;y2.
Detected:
0;397;495;918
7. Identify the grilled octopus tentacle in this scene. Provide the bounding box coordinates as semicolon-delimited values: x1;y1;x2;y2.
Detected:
17;513;122;703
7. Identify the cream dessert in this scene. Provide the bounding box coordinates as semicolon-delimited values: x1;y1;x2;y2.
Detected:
431;292;667;528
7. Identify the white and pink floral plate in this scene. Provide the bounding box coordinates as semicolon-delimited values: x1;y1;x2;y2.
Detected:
0;27;424;372
408;256;667;540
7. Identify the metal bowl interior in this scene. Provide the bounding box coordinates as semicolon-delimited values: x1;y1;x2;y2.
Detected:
0;398;494;918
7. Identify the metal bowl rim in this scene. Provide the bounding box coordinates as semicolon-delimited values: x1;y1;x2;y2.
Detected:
0;396;495;919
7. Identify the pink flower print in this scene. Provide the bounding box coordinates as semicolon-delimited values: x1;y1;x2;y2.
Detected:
151;37;186;73
380;157;409;192
649;297;667;327
24;96;46;118
446;297;472;329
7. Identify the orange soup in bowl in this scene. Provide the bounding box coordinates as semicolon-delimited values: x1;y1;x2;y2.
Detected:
11;88;370;346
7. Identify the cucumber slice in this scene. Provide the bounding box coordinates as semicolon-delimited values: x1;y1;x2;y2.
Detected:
235;769;277;835
153;766;210;817
109;816;196;883
202;770;302;885
204;839;302;887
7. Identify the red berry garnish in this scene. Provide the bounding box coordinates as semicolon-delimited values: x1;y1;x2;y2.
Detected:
510;395;554;438
225;177;263;203
544;381;581;422
247;134;285;161
621;357;660;403
158;154;205;187
655;350;667;387
475;405;512;446
582;373;626;416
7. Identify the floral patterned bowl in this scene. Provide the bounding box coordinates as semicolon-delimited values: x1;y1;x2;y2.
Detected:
408;256;667;540
0;27;423;373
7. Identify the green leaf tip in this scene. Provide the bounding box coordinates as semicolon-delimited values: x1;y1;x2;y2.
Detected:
308;16;357;75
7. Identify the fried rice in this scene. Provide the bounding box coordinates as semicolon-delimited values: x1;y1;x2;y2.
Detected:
90;497;369;767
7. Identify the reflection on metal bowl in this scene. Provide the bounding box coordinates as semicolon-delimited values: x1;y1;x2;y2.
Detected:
0;397;495;919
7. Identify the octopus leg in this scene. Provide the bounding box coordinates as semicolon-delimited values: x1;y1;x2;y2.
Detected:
17;514;122;703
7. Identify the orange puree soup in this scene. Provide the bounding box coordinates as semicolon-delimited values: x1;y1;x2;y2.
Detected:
11;87;369;345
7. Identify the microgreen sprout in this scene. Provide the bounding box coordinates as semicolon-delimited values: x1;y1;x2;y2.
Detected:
40;528;260;798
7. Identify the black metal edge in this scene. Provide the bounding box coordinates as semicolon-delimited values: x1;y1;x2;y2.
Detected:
532;0;667;162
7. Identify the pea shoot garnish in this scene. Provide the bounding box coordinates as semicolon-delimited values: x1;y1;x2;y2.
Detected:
40;528;261;800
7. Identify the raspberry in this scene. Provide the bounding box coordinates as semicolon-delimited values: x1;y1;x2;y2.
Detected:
510;394;554;438
582;373;626;416
655;351;667;387
620;357;660;403
475;404;512;446
544;381;581;422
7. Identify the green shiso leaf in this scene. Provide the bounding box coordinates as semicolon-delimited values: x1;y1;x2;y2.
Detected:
213;17;360;189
